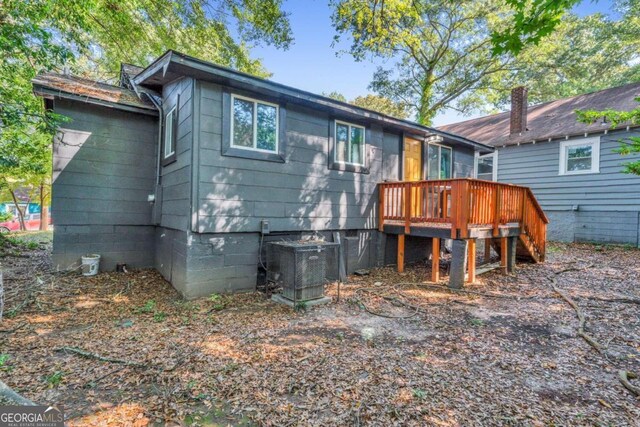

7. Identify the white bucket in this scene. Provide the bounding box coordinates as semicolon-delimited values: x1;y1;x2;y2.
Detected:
81;254;101;276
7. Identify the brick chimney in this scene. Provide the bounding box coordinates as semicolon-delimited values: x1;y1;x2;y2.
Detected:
510;86;528;135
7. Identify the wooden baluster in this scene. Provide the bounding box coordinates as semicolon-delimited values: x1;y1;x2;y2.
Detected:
378;184;385;232
459;180;470;238
493;185;501;237
404;182;411;234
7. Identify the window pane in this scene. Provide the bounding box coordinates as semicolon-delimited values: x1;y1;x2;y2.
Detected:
164;111;174;157
440;147;452;178
568;145;592;159
256;103;277;151
427;144;439;179
477;173;493;181
478;156;493;176
233;98;254;148
335;124;349;163
350;126;364;165
567;157;592;171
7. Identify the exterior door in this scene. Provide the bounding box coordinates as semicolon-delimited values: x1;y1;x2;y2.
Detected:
403;137;422;217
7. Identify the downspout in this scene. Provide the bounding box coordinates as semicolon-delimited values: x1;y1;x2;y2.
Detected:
139;91;163;226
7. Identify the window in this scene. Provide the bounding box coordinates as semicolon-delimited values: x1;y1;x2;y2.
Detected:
164;106;177;159
335;121;365;166
559;137;600;175
231;94;278;153
476;152;498;181
427;143;452;179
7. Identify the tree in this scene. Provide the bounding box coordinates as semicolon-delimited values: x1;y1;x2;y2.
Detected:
577;101;640;175
331;0;517;125
490;0;579;55
331;0;640;124
0;0;292;228
322;92;409;118
351;94;409;119
478;10;640;110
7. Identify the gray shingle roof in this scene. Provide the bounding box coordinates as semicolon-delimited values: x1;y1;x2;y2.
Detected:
438;82;640;147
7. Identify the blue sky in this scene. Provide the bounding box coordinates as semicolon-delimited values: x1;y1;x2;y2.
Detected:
249;0;617;126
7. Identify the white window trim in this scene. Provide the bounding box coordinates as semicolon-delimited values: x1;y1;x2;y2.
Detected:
164;106;176;159
559;137;600;176
427;142;453;179
474;150;498;181
334;120;366;166
230;94;279;154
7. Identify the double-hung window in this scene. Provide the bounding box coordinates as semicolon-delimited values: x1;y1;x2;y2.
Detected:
231;94;278;153
476;152;498;181
427;143;452;179
334;121;365;166
559;137;600;175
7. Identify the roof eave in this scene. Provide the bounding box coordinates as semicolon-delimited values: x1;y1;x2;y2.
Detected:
134;50;493;153
33;85;158;117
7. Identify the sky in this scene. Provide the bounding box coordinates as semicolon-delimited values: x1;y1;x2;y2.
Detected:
248;0;618;126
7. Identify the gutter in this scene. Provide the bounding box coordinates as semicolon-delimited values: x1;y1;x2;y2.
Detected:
134;50;494;153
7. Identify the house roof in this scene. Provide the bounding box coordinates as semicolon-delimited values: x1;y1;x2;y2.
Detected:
438;82;640;147
133;50;493;153
32;72;157;115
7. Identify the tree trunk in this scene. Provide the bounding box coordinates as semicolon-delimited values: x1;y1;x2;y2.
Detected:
39;182;48;231
9;189;26;231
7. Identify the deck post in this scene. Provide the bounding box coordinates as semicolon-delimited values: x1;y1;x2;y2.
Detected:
449;239;467;289
484;238;492;264
404;183;411;234
506;236;517;273
500;237;507;274
397;234;405;273
467;239;476;284
493;186;501;237
431;237;440;282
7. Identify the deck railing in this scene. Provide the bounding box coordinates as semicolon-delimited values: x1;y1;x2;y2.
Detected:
378;179;549;259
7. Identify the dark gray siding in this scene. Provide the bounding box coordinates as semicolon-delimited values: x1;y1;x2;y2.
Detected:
158;77;194;231
497;130;640;244
51;99;157;270
194;81;388;234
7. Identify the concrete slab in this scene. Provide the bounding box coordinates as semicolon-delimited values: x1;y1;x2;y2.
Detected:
271;294;332;308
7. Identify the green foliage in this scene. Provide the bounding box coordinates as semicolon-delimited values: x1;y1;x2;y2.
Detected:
351;94;410;119
136;299;157;314
0;0;292;209
484;10;640;110
412;388;427;399
153;311;168;322
331;0;640;123
0;212;12;222
577;98;640;175
45;371;64;387
491;0;578;55
322;91;348;102
209;293;228;311
0;353;10;371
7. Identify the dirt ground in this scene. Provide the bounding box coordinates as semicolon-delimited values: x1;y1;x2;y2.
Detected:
1;233;639;426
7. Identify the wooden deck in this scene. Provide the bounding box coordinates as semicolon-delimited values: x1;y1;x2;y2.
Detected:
378;179;549;286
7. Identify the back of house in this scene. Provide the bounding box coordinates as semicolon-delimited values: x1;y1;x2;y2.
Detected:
33;51;492;298
439;85;640;246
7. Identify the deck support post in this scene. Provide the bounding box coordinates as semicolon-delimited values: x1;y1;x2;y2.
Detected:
397;234;405;273
484;238;492;264
506;236;517;273
431;237;440;282
467;239;476;284
448;239;468;289
500;237;508;274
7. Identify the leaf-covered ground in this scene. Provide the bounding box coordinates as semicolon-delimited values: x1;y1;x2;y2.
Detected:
1;237;639;426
